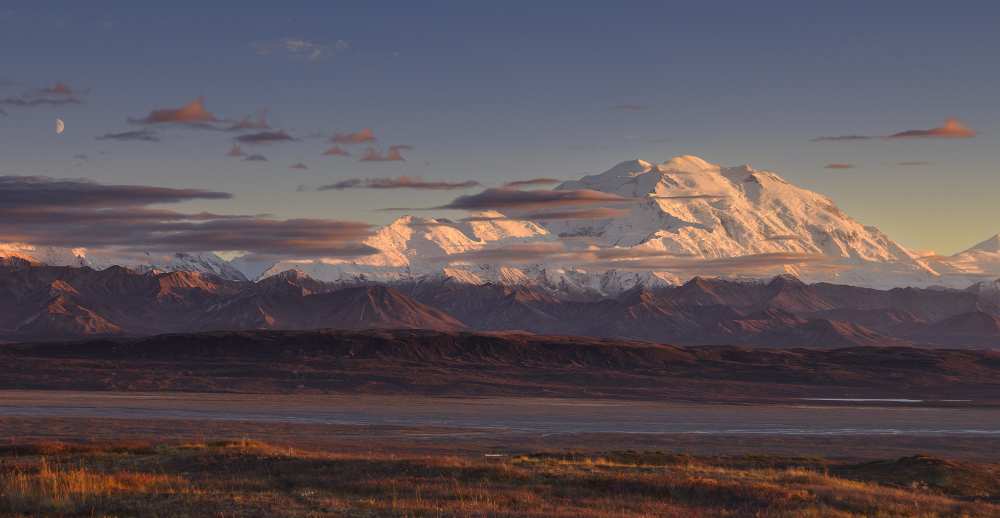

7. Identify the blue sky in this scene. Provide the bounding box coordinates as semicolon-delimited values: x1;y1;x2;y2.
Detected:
1;1;998;254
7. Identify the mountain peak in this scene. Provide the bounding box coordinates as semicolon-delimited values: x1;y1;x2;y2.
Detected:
599;159;656;179
966;234;1000;254
659;155;718;174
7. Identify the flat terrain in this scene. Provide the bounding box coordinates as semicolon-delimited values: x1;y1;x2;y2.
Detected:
2;392;1000;515
2;391;999;437
4;329;1000;515
2;439;999;517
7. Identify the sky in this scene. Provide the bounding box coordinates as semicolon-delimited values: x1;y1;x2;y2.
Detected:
1;1;999;255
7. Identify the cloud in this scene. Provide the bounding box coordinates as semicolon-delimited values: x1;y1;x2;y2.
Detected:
431;188;635;211
72;153;88;160
316;176;481;191
523;207;630;220
235;130;295;145
811;118;977;142
887;118;976;139
440;242;569;264
896;161;932;166
227;110;270;131
359;145;411;162
331;128;376;144
130;97;218;125
289;162;308;170
501;178;561;189
96;129;159;142
36;82;77;96
583;252;841;274
322;145;350;156
610;104;647;112
252;37;349;62
442;242;838;276
226;144;246;157
824;163;855;170
0;176;229;209
810;135;873;142
464;207;630;221
244;154;268;162
0;175;375;259
652;194;730;200
0;96;82;107
0;81;86;109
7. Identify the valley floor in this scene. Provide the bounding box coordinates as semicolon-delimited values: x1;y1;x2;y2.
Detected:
1;438;998;517
2;391;1000;516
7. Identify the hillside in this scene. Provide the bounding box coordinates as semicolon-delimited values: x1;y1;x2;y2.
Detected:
3;262;1000;347
4;329;1000;401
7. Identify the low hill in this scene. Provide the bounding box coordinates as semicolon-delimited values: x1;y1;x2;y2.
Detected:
4;329;1000;401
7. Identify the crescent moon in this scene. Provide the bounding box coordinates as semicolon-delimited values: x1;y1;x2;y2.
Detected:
56;118;65;135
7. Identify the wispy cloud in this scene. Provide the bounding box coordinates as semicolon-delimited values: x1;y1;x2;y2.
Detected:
811;118;977;142
464;207;630;221
227;110;270;131
442;242;837;275
331;128;376;144
359;145;411;162
652;194;730;200
251;37;349;62
501;178;561;189
888;118;976;139
316;176;481;191
823;163;855;170
0;175;229;209
322;145;350;156
235;130;295;145
226;144;246;157
426;188;634;211
96;129;159;142
896;161;932;166
244;154;268;162
810;135;872;142
289;162;308;170
1;81;85;108
0;175;376;259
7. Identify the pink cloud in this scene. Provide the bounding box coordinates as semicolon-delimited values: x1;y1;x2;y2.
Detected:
322;145;350;156
131;97;218;125
359;145;411;162
888;118;976;139
332;128;376;144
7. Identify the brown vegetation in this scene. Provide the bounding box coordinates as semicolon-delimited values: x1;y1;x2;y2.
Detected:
4;329;1000;401
1;440;997;517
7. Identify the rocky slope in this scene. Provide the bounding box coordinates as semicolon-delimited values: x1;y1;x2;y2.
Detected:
3;262;999;347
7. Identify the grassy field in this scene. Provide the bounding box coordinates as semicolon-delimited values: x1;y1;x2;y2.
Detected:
0;440;997;517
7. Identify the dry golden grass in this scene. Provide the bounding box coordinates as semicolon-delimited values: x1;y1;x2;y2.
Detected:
1;457;184;515
0;440;996;517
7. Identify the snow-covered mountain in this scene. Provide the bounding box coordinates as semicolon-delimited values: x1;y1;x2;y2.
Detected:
927;234;1000;286
5;155;999;293
256;155;960;293
0;244;247;282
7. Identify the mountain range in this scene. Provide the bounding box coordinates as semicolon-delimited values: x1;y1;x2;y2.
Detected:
3;155;997;294
3;257;999;347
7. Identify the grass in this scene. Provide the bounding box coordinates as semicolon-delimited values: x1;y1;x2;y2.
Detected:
0;439;997;517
